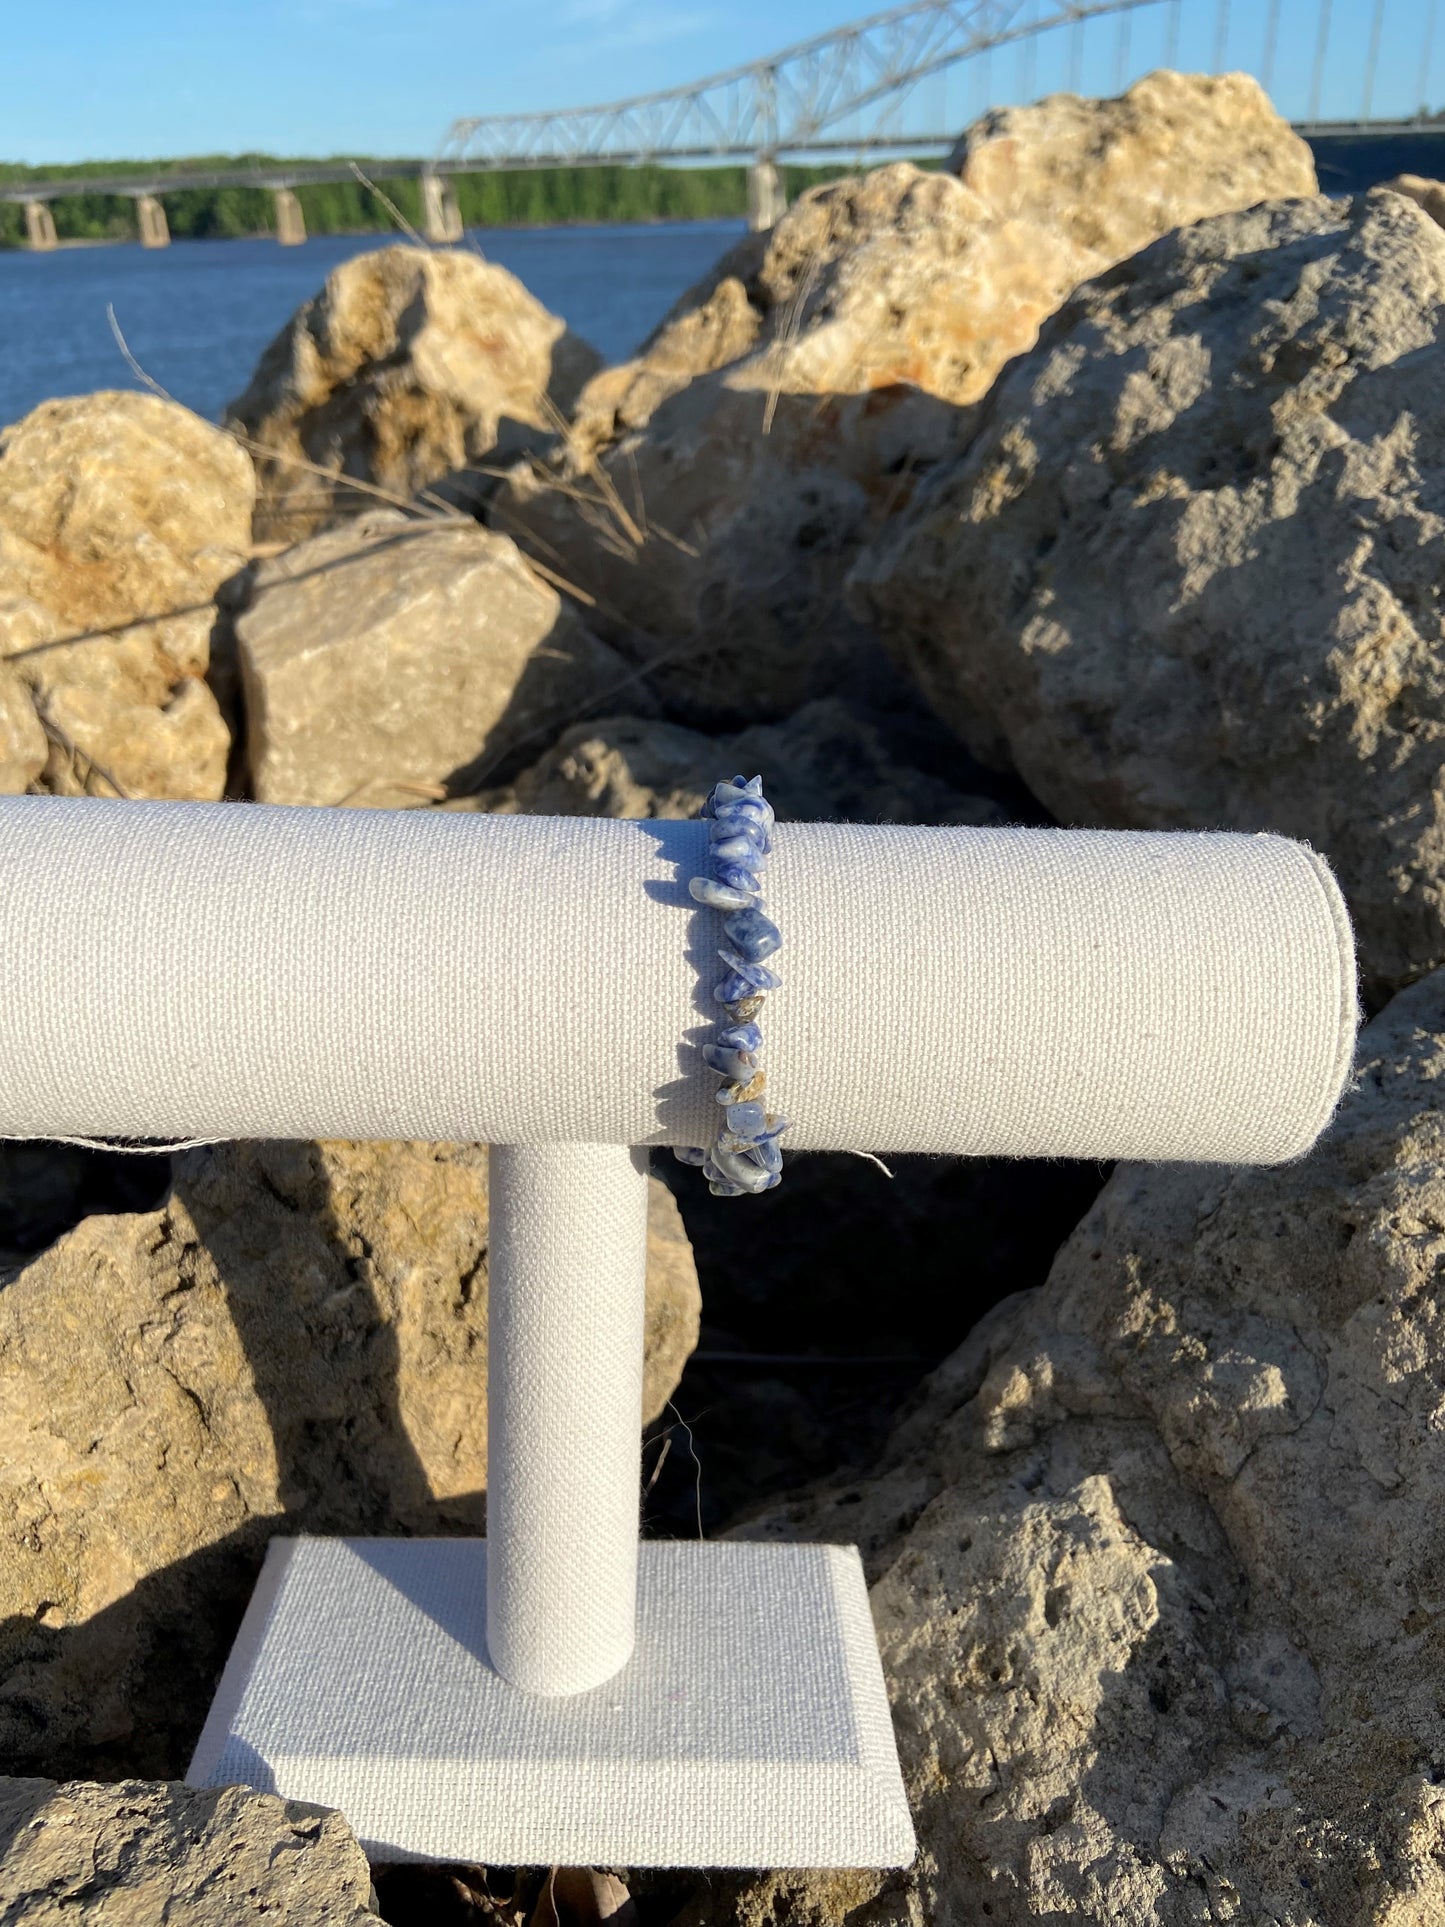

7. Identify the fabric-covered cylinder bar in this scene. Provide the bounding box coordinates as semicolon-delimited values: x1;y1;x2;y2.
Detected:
485;1142;648;1695
0;797;1356;1162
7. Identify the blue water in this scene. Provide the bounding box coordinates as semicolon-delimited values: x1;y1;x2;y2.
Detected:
0;219;748;431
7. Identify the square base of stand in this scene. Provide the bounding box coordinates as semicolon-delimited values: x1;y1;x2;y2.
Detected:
187;1537;915;1869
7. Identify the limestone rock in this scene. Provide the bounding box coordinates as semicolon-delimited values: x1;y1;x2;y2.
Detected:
853;189;1445;997
0;1140;169;1266
493;163;1057;723
1383;172;1445;228
641;1171;703;1427
498;368;964;727
234;511;639;806
0;1140;698;1779
947;69;1316;266
497;79;1311;727
452;696;1002;827
227;245;601;542
674;966;1445;1927
0;1778;375;1924
0;664;45;790
0;392;252;800
576;70;1312;472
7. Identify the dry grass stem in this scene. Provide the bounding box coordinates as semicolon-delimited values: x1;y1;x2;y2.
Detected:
762;228;826;436
35;706;131;800
348;162;428;248
332;775;449;807
105;305;470;531
100;278;737;811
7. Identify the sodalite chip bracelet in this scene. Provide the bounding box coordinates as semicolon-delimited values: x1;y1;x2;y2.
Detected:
673;775;788;1197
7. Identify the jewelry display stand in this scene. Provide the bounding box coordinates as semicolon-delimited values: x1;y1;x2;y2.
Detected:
0;798;1357;1867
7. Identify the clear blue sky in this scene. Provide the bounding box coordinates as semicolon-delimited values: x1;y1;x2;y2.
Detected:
3;0;1437;166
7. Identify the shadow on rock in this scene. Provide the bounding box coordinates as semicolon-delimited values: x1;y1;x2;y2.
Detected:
0;1140;487;1785
644;1149;1109;1536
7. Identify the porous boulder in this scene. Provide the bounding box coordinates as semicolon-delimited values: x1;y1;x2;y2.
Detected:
569;74;1312;467
947;68;1316;265
494;163;1069;724
675;966;1445;1927
0;1139;699;1779
496;77;1313;727
0;392;253;800
0;1779;376;1924
1383;172;1445;228
227;245;601;542
853;189;1445;997
233;511;637;806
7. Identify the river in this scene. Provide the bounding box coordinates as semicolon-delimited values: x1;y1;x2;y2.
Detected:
0;219;749;431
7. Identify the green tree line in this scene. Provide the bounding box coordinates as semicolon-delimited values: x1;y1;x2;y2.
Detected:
0;157;864;247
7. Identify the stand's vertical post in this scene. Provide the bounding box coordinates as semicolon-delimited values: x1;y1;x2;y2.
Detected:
486;1143;649;1695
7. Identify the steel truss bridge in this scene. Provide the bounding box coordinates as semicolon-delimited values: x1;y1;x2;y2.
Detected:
5;0;1444;247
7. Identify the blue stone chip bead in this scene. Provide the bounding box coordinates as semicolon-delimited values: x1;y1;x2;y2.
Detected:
715;1019;763;1054
710;829;769;868
713;803;772;850
689;875;756;912
672;1144;708;1167
703;1043;758;1080
711;858;763;898
710;1148;775;1194
709;775;763;811
714;968;762;1005
710;809;768;844
720;1098;769;1135
716;949;781;992
723;907;781;962
720;813;770;851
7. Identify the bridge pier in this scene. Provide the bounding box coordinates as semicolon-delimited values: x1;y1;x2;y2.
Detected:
421;171;464;244
23;201;57;251
272;187;306;246
747;158;787;232
135;194;170;249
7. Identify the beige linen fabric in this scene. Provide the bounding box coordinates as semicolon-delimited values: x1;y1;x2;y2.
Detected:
188;1537;916;1867
0;797;1355;1161
486;1143;648;1695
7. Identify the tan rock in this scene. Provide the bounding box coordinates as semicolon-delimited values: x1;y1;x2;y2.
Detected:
0;1139;698;1778
498;79;1312;726
227;245;602;542
948;69;1317;265
0;1778;376;1924
0;662;45;790
576;66;1316;474
0;1139;169;1266
494;164;1065;723
852;189;1445;998
0;392;253;801
496;366;963;726
679;967;1445;1927
234;511;641;806
1381;172;1445;228
453;696;1001;827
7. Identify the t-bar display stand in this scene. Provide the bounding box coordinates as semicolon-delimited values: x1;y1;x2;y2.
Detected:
0;798;1357;1868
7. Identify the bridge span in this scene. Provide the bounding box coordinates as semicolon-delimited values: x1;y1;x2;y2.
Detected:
6;0;1443;249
